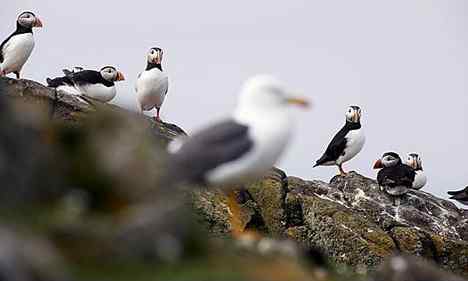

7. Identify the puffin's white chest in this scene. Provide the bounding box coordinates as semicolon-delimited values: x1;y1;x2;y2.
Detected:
79;84;116;102
412;170;427;190
136;69;168;110
1;33;35;73
337;128;365;164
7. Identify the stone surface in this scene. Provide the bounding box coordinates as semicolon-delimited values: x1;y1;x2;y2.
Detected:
194;170;468;276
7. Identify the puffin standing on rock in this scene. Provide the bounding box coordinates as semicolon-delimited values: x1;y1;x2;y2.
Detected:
314;106;365;175
404;153;427;190
136;47;168;121
47;66;125;102
373;152;415;206
448;187;468;206
0;11;43;78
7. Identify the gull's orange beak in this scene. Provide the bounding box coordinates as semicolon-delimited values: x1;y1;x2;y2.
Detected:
34;17;43;28
286;97;310;109
116;71;125;81
373;159;383;169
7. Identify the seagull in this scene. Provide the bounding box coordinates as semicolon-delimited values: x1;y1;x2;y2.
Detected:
404;153;427;190
373;152;415;206
47;66;125;102
448;187;468;206
136;47;168;121
165;75;309;186
0;11;43;78
314;106;365;175
164;75;309;235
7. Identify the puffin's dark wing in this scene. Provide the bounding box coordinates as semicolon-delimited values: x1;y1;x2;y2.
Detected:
67;70;103;86
46;76;73;88
447;187;468;195
449;192;468;200
315;126;348;166
0;34;14;63
377;165;415;188
166;119;254;184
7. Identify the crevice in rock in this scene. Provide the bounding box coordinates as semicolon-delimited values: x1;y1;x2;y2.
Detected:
421;231;441;264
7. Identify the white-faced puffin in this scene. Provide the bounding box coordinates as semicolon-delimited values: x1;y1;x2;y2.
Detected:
136;47;168;121
373;152;416;206
447;187;468;206
0;11;43;79
404;153;427;190
47;66;125;102
314;106;365;175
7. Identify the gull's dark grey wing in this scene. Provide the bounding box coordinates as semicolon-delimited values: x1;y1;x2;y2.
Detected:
164;119;254;185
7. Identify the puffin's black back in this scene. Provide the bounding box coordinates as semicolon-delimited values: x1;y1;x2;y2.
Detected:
377;164;415;188
68;70;114;87
315;121;361;166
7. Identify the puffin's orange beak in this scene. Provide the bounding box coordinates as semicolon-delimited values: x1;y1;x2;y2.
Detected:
116;71;125;81
34;17;43;28
373;159;383;169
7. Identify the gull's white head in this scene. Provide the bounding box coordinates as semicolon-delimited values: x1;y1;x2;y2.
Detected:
236;75;309;113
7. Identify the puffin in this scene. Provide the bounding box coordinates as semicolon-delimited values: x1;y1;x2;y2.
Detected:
373;152;415;206
136;47;168;121
0;11;43;79
447;187;468;206
404;153;427;190
47;66;125;102
314;106;365;175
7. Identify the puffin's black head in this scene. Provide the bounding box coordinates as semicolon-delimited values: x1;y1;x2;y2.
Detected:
405;153;423;170
373;152;401;169
345;105;362;123
147;47;163;65
17;11;43;28
100;66;125;82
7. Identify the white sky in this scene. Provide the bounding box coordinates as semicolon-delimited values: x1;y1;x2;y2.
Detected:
2;0;468;206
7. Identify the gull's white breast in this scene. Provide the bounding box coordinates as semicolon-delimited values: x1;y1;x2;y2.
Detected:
1;33;35;74
136;69;168;111
206;109;292;185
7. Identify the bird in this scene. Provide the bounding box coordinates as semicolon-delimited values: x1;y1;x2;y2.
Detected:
136;47;168;121
47;66;125;102
404;153;427;190
447;187;468;206
62;66;84;76
0;11;43;79
163;75;309;235
313;106;365;175
373;152;415;206
165;75;309;186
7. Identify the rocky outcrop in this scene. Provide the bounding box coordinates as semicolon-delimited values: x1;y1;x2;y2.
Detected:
0;76;466;281
194;169;468;276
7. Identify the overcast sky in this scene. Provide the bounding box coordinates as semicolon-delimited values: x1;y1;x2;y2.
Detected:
2;1;468;206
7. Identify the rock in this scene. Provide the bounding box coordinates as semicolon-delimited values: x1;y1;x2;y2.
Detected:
371;255;466;281
194;170;468;276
